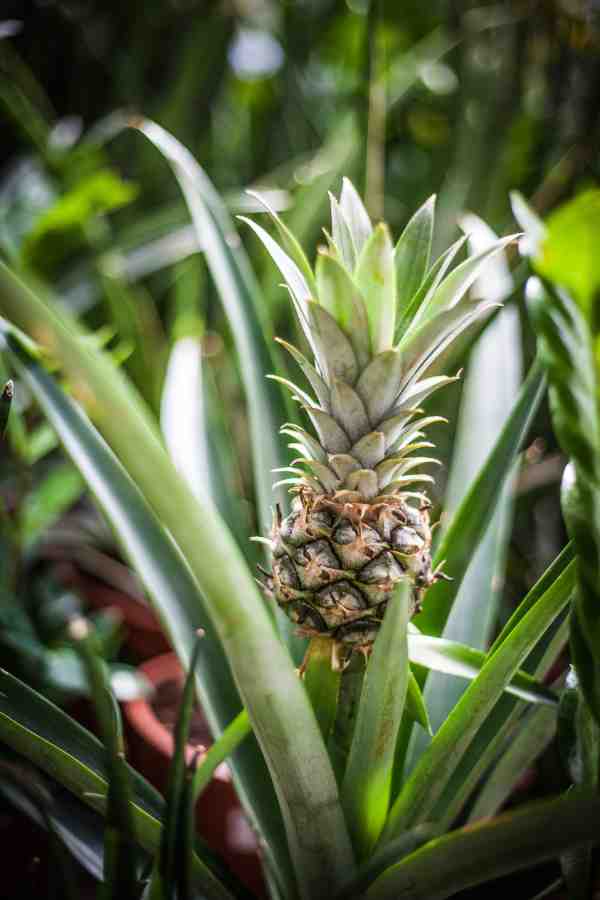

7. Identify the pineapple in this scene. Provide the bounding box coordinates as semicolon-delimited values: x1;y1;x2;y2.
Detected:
242;180;513;670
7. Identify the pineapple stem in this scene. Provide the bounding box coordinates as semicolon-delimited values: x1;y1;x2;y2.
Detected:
328;654;367;784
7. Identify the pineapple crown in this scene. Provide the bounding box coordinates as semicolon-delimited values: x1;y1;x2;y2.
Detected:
240;180;516;503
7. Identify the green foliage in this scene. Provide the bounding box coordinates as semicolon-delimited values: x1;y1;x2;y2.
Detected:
341;581;410;858
0;30;594;885
537;190;600;314
23;169;138;274
514;192;600;727
70;617;139;899
0;162;585;899
416;355;546;637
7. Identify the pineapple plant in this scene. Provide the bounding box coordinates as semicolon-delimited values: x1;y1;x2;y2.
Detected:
243;179;513;669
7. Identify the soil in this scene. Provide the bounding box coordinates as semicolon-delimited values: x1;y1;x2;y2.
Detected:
150;678;213;748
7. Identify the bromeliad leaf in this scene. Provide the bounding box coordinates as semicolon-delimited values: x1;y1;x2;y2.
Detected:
160;336;211;505
535;189;600;313
368;793;600;900
305;301;359;385
397;296;498;391
245;189;317;296
315;251;371;367
0;670;235;900
416;355;545;637
515;191;600;724
396;236;468;337
133;118;290;527
383;555;571;839
394;196;434;326
339;176;373;256
405;670;432;735
329;192;358;270
355;223;396;355
355;350;404;425
238;215;312;309
407;630;557;706
70;618;138;900
342;581;410;858
408;235;517;331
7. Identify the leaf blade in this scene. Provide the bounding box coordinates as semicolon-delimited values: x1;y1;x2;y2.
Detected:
415;355;546;637
341;581;410;858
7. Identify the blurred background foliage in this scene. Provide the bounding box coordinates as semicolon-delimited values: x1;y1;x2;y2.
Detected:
3;0;600;614
1;0;600;894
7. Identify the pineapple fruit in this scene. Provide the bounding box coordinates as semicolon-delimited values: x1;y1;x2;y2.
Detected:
242;180;513;670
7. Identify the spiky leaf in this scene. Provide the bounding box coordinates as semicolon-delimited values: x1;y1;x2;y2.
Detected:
355;224;396;355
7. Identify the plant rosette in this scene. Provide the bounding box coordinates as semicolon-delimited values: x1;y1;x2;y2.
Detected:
122;651;265;897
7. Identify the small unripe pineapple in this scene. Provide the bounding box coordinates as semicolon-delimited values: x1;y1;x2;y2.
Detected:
243;181;513;669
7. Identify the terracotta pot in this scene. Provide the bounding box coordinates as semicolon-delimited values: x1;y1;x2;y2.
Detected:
122;653;265;897
52;560;170;660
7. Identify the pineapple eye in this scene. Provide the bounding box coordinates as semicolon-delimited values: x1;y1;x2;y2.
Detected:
316;580;366;611
403;506;423;527
359;551;404;584
288;602;326;631
280;511;306;545
332;521;357;545
294;540;339;569
391;527;425;553
273;555;299;588
311;509;334;528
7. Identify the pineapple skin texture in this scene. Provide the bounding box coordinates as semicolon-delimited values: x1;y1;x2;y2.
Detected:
269;488;434;668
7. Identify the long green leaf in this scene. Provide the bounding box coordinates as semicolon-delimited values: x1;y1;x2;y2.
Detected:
415;354;545;637
134;120;304;661
355;224;396;355
408;235;517;332
491;542;574;652
514;191;600;724
383;556;571;840
431;597;570;830
70;618;138;899
467;704;557;822
407;236;521;768
405;671;431;734
161;336;212;506
407;631;557;706
0;272;355;899
159;634;203;893
192;712;251;805
529;277;600;722
0;670;233;900
133;118;289;525
0;315;291;891
367;792;600;900
341;581;410;859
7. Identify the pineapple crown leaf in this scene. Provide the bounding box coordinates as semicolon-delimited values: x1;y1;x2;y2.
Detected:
240;180;516;500
394;194;436;321
242;180;514;368
243;189;316;292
